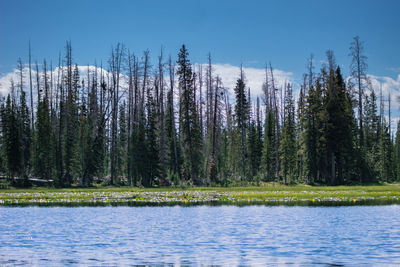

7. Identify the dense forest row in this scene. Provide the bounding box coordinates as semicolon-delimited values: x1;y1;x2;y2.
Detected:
1;37;399;187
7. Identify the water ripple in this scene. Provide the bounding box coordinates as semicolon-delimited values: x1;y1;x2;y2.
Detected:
0;206;399;266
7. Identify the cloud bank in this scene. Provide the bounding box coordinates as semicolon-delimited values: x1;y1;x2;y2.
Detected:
0;64;398;120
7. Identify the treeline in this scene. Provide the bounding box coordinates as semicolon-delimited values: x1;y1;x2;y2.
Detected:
1;37;399;187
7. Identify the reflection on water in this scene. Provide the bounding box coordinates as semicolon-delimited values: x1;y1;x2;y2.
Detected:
0;205;400;266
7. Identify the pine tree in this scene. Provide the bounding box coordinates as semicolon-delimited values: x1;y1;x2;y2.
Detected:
378;119;393;182
165;79;181;184
280;83;296;184
19;90;32;184
144;89;159;187
234;75;248;181
363;90;380;180
394;121;400;181
304;80;324;184
78;84;88;186
296;84;307;182
35;95;52;180
117;101;127;181
262;109;276;181
177;45;203;184
325;67;355;184
247;119;258;180
63;64;80;186
2;93;21;179
131;110;147;186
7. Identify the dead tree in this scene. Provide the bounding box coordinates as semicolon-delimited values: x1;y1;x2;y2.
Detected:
109;43;124;185
349;36;368;148
28;42;34;131
158;48;166;180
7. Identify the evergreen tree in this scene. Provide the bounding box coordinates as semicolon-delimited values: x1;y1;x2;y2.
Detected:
177;45;202;184
131;112;147;186
378;119;394;182
78;86;88;185
165;83;181;183
395;121;400;181
296;85;307;182
325;67;355;184
246;97;263;181
280;83;296;184
63;64;80;186
35;95;52;180
304;80;324;184
247;120;257;179
144;89;159;187
363;90;380;180
2;93;21;179
262;109;276;181
234;77;248;181
117;101;127;181
19;90;32;184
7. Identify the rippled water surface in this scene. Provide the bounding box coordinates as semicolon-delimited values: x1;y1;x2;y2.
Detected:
1;206;400;266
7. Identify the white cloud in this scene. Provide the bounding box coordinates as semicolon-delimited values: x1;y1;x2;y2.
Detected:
0;64;398;120
367;74;400;110
209;63;295;100
0;63;295;102
0;65;127;105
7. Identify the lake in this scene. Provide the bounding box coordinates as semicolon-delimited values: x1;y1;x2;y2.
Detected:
0;206;399;266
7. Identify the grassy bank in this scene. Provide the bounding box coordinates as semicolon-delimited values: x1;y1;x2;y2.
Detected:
1;184;400;206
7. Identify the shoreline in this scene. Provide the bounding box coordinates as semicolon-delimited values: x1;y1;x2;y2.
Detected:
1;184;400;207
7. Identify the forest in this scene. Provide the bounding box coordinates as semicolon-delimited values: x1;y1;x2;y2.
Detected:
1;37;399;188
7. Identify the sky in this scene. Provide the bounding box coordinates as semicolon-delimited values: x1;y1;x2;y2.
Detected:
0;0;399;109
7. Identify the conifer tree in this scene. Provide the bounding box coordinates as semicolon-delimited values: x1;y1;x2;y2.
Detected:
19;90;32;183
262;109;276;181
280;83;296;184
2;93;21;179
395;121;400;181
177;45;202;184
325;67;355;184
234;74;248;181
35;94;52;180
304;80;324;184
117;102;127;180
63;64;80;186
165;58;181;183
144;88;159;187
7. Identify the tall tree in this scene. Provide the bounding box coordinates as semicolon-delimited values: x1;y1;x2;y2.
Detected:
234;68;248;181
109;43;125;185
177;45;202;184
2;92;21;179
280;83;296;184
165;56;181;183
349;36;368;148
325;66;355;184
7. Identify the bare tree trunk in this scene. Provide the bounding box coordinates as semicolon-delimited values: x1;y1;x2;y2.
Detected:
158;48;166;180
142;50;149;115
43;60;49;100
168;56;178;175
109;43;124;185
240;66;246;181
198;64;203;138
209;75;220;182
206;54;213;135
28;42;35;132
35;62;40;103
127;52;133;185
270;63;280;180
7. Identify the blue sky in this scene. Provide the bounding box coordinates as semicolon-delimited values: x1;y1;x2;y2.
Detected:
0;0;399;80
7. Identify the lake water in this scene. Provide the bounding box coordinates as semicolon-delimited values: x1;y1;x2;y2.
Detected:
0;206;400;266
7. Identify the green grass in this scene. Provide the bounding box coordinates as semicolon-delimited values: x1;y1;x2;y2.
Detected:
1;184;400;206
